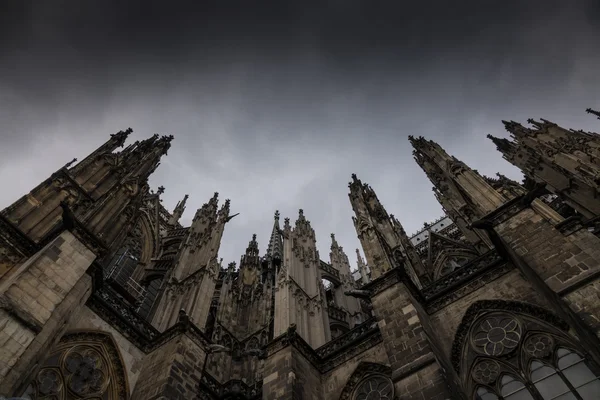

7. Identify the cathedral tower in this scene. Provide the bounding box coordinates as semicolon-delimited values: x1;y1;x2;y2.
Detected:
151;193;231;331
273;209;331;348
488;114;600;218
348;174;429;286
409;136;509;249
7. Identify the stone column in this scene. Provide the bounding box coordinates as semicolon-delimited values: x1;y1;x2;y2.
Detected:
0;230;96;396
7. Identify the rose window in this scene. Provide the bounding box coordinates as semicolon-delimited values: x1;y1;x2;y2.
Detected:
472;315;522;356
353;375;394;400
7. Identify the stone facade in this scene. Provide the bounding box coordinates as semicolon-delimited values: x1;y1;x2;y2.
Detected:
1;110;600;399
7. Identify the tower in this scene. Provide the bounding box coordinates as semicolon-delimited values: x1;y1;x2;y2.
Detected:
348;174;429;286
488;115;600;218
273;209;331;348
151;193;231;331
409;135;509;249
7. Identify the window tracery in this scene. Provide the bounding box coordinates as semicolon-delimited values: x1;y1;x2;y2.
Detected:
353;375;394;400
23;331;129;400
457;304;600;400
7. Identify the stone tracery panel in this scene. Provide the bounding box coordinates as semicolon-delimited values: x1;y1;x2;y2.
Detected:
453;300;600;400
24;331;129;400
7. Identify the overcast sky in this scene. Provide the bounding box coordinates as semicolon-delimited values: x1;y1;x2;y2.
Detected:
1;1;599;270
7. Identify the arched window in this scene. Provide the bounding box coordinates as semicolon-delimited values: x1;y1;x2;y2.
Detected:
453;301;600;400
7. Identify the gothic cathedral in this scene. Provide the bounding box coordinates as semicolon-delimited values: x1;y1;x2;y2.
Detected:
1;110;600;399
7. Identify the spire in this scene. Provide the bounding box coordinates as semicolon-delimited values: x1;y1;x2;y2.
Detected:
587;108;600;120
356;248;369;284
245;233;259;257
110;128;133;148
70;128;133;174
266;210;283;262
330;233;339;250
168;194;189;226
502;120;531;137
487;134;517;156
294;209;314;239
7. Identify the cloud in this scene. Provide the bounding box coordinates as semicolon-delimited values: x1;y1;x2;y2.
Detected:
1;0;599;269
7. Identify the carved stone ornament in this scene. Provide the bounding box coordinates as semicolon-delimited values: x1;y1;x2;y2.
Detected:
26;331;129;400
471;359;500;385
471;314;522;356
523;333;554;359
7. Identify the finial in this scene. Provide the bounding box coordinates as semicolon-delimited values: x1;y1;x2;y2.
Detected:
274;210;280;220
487;134;515;153
63;157;78;169
330;233;335;240
586;108;600;119
157;186;165;195
252;233;257;241
284;217;290;225
299;209;304;217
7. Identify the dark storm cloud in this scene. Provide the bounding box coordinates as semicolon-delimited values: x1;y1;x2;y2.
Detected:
1;0;599;267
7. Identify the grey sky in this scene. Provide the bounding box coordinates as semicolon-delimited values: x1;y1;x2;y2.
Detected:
1;1;599;269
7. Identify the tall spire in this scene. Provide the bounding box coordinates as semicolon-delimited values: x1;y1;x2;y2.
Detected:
168;194;189;225
489;116;600;218
266;210;283;263
356;248;369;285
245;233;259;257
70;128;132;174
487;134;517;157
410;136;503;249
348;174;428;286
330;233;339;250
586;108;600;120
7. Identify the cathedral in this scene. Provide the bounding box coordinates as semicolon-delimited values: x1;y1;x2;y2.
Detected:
1;109;600;400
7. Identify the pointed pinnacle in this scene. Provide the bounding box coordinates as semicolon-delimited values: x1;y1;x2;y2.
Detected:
487;134;515;153
274;210;280;220
586;108;600;119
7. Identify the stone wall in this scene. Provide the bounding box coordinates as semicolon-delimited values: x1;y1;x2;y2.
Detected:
0;231;95;395
563;280;600;337
131;332;207;400
262;346;322;400
68;306;146;394
430;269;550;358
497;207;600;292
321;342;388;400
369;279;451;400
496;206;600;336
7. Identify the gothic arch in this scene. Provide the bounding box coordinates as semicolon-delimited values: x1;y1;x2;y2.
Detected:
451;300;600;399
451;300;569;373
24;330;130;400
339;362;394;400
